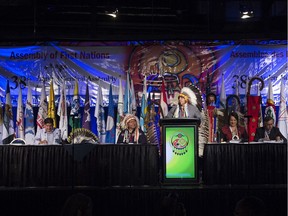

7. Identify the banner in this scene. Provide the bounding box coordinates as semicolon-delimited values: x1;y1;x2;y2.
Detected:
0;42;286;108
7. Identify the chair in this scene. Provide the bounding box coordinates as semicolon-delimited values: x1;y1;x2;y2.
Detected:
9;138;26;145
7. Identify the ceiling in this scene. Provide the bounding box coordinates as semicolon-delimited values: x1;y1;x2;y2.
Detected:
0;0;287;41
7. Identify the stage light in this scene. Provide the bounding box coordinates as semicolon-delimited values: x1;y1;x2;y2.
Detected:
240;4;254;19
106;8;118;18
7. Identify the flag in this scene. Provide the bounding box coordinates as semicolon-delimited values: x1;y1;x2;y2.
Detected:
124;72;131;114
57;80;68;141
36;81;48;131
257;83;263;128
82;83;91;130
116;78;124;143
130;79;137;114
264;77;276;125
48;79;56;127
25;82;35;144
160;80;168;118
0;105;3;144
105;84;116;143
140;76;147;131
219;74;226;109
277;78;288;139
69;80;81;130
16;84;24;139
94;84;106;143
2;81;15;144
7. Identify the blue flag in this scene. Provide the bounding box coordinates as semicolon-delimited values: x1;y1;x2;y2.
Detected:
94;84;106;143
105;84;116;143
124;72;131;114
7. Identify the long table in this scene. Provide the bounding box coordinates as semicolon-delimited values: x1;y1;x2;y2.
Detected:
0;144;160;187
203;143;287;185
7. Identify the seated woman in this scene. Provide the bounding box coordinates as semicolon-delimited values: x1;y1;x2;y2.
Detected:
220;112;247;142
117;114;147;144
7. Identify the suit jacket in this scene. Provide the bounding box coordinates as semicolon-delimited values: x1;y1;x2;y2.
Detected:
166;103;202;120
254;127;287;143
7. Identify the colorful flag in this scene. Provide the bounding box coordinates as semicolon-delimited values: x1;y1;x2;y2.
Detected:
69;80;81;130
264;77;276;125
82;83;91;130
2;81;15;144
277;78;288;139
94;84;106;143
36;81;48;131
25;82;35;144
140;76;147;131
57;80;68;141
116;78;124;143
0;104;3;144
105;84;116;143
160;80;168;118
48;79;56;127
219;74;226;109
16;84;24;139
124;72;131;114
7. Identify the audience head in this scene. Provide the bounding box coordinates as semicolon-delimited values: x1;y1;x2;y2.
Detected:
60;193;93;216
228;112;239;127
44;117;54;132
160;192;186;216
263;116;274;131
234;196;266;216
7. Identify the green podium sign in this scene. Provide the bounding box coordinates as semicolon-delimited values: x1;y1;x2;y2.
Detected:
160;118;200;184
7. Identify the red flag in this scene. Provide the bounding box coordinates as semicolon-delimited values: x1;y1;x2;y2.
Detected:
160;80;168;118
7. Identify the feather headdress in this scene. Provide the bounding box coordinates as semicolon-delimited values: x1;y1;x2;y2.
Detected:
180;87;198;107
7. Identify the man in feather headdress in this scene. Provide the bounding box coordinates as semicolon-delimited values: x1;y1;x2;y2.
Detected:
166;87;202;121
117;114;147;144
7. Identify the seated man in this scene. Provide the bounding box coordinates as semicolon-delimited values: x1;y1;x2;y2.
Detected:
254;116;287;143
117;114;147;144
34;117;62;145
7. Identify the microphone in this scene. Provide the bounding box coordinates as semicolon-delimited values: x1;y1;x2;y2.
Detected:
124;130;129;143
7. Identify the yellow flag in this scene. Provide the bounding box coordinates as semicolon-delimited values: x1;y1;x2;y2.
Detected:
48;79;56;127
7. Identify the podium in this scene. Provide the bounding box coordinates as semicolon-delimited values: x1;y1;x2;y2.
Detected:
160;118;200;184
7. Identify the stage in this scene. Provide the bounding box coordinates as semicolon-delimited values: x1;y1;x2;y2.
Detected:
0;143;286;216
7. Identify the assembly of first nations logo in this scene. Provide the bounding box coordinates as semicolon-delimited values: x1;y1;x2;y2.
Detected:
171;132;189;155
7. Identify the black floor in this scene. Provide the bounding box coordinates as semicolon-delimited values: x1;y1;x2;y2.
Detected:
0;184;286;216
